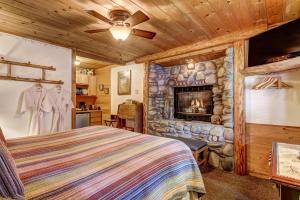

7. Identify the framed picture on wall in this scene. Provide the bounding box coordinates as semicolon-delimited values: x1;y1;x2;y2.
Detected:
118;70;131;95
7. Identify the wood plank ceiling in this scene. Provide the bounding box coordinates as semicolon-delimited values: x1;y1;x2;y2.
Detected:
0;0;299;64
76;56;113;69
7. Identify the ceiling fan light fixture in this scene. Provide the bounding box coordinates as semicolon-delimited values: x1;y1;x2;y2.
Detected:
110;24;131;41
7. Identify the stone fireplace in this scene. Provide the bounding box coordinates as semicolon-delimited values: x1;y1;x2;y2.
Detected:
147;48;234;171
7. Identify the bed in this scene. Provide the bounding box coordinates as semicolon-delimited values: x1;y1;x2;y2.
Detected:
6;126;205;200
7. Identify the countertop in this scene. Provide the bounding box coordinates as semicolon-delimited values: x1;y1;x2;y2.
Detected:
76;110;102;114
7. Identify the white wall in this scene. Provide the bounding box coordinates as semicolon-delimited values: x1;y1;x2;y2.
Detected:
110;63;144;114
0;32;72;139
245;70;300;126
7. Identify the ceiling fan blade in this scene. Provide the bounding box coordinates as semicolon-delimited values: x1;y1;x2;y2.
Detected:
85;10;113;25
126;11;149;26
131;29;156;39
84;29;109;33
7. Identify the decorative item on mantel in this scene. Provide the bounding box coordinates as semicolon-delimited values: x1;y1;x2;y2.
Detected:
251;76;292;90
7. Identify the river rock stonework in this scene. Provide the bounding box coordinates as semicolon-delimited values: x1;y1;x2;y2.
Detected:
147;48;234;171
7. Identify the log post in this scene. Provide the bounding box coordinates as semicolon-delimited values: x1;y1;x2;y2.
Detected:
143;61;150;134
233;40;247;175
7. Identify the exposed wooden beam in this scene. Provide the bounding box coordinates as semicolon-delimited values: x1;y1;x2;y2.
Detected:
242;57;300;76
233;40;247;175
76;50;125;66
135;24;268;63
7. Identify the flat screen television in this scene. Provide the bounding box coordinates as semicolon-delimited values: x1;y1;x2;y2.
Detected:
248;19;300;67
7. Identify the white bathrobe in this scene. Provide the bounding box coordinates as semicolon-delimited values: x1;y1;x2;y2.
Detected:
48;87;73;133
20;85;52;136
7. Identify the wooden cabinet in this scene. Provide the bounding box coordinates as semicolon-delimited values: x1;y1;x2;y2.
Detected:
117;101;143;133
76;73;89;84
88;76;97;96
90;111;102;126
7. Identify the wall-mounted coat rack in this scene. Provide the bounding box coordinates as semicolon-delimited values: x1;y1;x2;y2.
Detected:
0;57;63;84
251;76;292;90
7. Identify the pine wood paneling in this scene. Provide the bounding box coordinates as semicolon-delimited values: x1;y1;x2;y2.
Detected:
246;123;300;179
0;0;299;62
95;66;112;124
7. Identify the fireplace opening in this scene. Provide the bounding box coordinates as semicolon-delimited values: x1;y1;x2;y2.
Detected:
174;85;213;121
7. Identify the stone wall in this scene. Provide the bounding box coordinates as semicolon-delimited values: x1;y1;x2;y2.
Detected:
147;48;234;171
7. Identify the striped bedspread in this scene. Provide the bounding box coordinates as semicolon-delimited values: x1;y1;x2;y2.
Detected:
7;126;205;200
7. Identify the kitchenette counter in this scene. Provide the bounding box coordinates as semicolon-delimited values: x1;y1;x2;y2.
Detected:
76;110;102;114
76;110;102;128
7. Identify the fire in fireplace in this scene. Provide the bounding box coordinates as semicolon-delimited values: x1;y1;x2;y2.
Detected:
174;85;213;121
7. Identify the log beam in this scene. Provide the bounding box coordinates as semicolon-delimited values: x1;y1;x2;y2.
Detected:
136;24;267;63
234;40;247;175
143;62;150;134
154;43;231;65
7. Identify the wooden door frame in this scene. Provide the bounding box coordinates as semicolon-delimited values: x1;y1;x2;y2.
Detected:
71;49;76;129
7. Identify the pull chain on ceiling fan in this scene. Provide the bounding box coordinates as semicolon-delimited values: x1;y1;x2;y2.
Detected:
85;9;156;41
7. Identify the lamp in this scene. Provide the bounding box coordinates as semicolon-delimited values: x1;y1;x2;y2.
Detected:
110;24;131;41
74;48;81;66
186;58;195;70
74;60;81;66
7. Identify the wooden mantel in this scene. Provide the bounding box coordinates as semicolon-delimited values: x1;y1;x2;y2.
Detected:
242;56;300;76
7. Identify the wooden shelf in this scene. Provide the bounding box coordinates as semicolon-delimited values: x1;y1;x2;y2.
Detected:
76;83;89;89
0;57;63;84
0;75;63;84
242;56;300;76
76;95;97;108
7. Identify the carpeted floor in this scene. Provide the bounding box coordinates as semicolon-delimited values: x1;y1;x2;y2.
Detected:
200;167;279;200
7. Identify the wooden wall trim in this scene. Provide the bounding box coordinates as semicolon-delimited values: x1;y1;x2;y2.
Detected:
233;40;247;175
143;62;150;134
246;123;300;178
71;49;76;129
246;122;300;128
136;24;267;63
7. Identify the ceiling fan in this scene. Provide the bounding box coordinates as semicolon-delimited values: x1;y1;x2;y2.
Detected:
85;9;156;41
